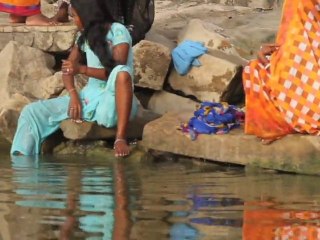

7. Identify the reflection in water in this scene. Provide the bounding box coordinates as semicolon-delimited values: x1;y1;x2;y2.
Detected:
0;153;319;239
243;201;320;240
8;155;131;240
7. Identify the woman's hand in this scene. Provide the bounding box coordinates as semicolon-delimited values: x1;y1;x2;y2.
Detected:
68;92;83;123
257;43;280;66
62;60;81;75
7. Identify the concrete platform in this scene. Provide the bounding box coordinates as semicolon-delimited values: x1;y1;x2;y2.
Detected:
142;111;320;175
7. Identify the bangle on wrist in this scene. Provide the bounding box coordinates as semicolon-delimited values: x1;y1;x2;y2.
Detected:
68;88;76;94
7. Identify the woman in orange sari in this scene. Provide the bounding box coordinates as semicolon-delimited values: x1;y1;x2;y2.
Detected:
243;0;320;142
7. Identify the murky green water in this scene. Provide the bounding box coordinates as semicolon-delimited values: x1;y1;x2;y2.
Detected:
1;138;320;240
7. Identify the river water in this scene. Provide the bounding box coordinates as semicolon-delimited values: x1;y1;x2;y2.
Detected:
0;138;320;240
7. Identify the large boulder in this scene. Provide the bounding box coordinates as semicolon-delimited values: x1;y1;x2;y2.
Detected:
29;72;65;100
148;91;198;115
0;94;31;142
169;53;243;102
169;19;247;102
133;40;171;90
0;41;56;107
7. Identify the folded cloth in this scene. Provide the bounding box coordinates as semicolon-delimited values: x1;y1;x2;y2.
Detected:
172;40;208;75
178;101;245;140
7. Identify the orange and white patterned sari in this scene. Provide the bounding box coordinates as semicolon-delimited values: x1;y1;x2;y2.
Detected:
243;0;320;140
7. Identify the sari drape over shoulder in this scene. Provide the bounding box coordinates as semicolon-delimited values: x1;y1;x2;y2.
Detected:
243;0;320;139
0;0;40;16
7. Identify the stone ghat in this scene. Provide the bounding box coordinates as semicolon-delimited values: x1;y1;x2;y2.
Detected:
142;111;320;175
0;22;77;52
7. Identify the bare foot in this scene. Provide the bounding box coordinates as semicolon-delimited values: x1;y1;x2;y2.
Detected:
114;139;131;158
259;136;282;145
9;14;26;23
25;14;58;26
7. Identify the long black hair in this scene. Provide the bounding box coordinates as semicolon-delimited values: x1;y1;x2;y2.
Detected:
71;0;115;72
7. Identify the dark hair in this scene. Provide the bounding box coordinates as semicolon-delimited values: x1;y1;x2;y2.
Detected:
70;0;115;72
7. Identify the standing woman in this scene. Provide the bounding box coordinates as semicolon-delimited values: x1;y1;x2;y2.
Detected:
11;0;138;157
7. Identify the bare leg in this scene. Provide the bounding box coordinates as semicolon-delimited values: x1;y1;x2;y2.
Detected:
9;14;26;23
114;72;133;158
51;2;69;23
25;14;57;26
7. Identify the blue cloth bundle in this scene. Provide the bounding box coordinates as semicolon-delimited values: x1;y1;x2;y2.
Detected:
172;40;208;75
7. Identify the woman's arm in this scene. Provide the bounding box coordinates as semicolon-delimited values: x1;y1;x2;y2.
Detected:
62;45;83;121
257;43;280;66
62;43;130;80
113;43;129;65
62;45;81;90
79;42;130;80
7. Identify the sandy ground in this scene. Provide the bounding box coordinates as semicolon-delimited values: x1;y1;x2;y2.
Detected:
152;0;282;57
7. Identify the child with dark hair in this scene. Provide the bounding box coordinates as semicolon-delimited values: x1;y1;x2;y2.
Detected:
11;0;138;157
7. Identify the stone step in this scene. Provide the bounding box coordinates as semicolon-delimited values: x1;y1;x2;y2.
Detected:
60;107;160;141
142;112;320;175
0;13;77;52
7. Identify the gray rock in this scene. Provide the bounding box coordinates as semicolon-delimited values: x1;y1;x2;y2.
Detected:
145;29;177;51
133;40;171;90
168;19;247;102
0;41;55;107
30;71;65;99
142;112;320;175
148;91;198;115
53;140;149;161
169;53;243;102
0;94;31;142
60;106;160;140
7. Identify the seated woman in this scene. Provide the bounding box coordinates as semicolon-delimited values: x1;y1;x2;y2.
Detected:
10;0;138;157
243;0;320;143
0;0;69;25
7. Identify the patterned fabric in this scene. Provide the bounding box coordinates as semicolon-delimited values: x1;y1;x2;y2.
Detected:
0;0;40;16
243;0;320;139
179;102;245;140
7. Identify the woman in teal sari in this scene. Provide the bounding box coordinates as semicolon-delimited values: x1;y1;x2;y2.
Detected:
11;0;138;157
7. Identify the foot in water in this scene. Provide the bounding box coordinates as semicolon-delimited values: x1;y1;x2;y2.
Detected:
114;139;130;158
25;14;58;26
